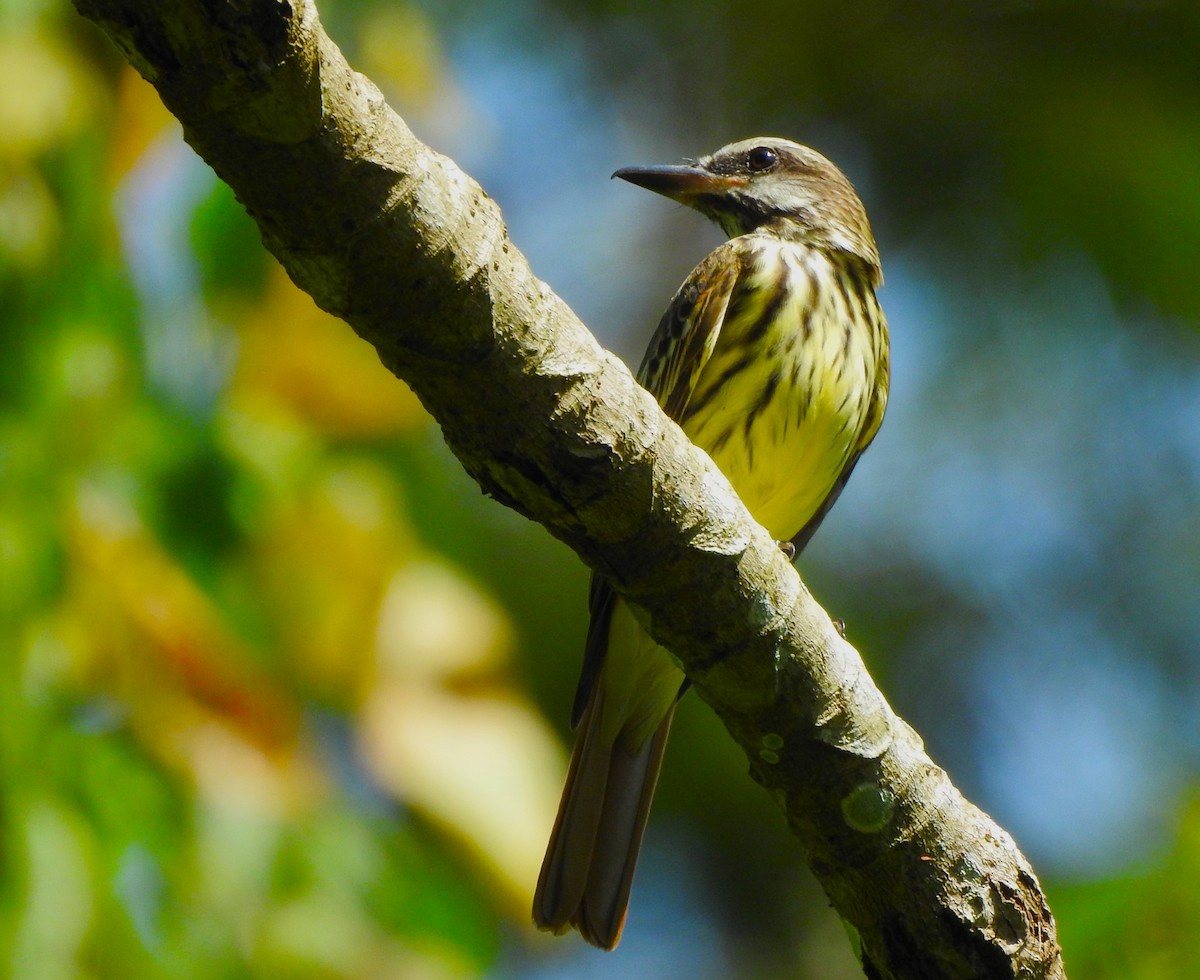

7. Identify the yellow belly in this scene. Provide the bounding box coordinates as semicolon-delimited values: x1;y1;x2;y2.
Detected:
688;386;859;540
598;236;886;753
681;242;880;541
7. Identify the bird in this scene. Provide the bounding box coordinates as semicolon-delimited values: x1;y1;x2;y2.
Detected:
533;137;890;950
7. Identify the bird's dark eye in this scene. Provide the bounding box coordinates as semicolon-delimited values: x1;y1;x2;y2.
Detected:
746;146;778;172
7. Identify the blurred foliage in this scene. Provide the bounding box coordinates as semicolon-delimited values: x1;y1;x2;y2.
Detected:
2;0;1199;978
1;7;566;977
1051;793;1200;980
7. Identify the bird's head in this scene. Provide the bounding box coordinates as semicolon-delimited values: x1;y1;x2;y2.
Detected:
614;137;880;277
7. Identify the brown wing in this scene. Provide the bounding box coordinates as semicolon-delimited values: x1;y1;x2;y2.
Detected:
637;244;744;414
569;245;747;728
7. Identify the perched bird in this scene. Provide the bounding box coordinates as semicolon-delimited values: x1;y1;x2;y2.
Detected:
533;138;890;949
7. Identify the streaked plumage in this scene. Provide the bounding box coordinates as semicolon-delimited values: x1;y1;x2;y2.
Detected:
534;138;890;949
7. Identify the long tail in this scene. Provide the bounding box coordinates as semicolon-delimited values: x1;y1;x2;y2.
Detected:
533;684;675;950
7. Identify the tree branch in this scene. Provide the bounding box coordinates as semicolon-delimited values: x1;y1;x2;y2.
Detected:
72;1;1064;976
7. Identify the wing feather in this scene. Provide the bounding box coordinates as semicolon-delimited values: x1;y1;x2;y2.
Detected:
637;245;744;415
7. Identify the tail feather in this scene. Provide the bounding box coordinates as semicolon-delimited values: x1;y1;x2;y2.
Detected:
534;686;676;950
534;688;609;933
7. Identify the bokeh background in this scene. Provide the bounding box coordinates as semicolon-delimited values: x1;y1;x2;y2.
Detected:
3;0;1199;977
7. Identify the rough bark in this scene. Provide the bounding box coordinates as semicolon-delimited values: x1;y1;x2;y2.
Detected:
71;1;1065;976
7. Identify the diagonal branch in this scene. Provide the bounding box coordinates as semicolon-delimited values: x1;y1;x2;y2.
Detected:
71;0;1064;976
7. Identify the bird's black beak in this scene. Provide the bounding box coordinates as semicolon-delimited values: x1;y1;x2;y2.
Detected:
612;164;745;201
